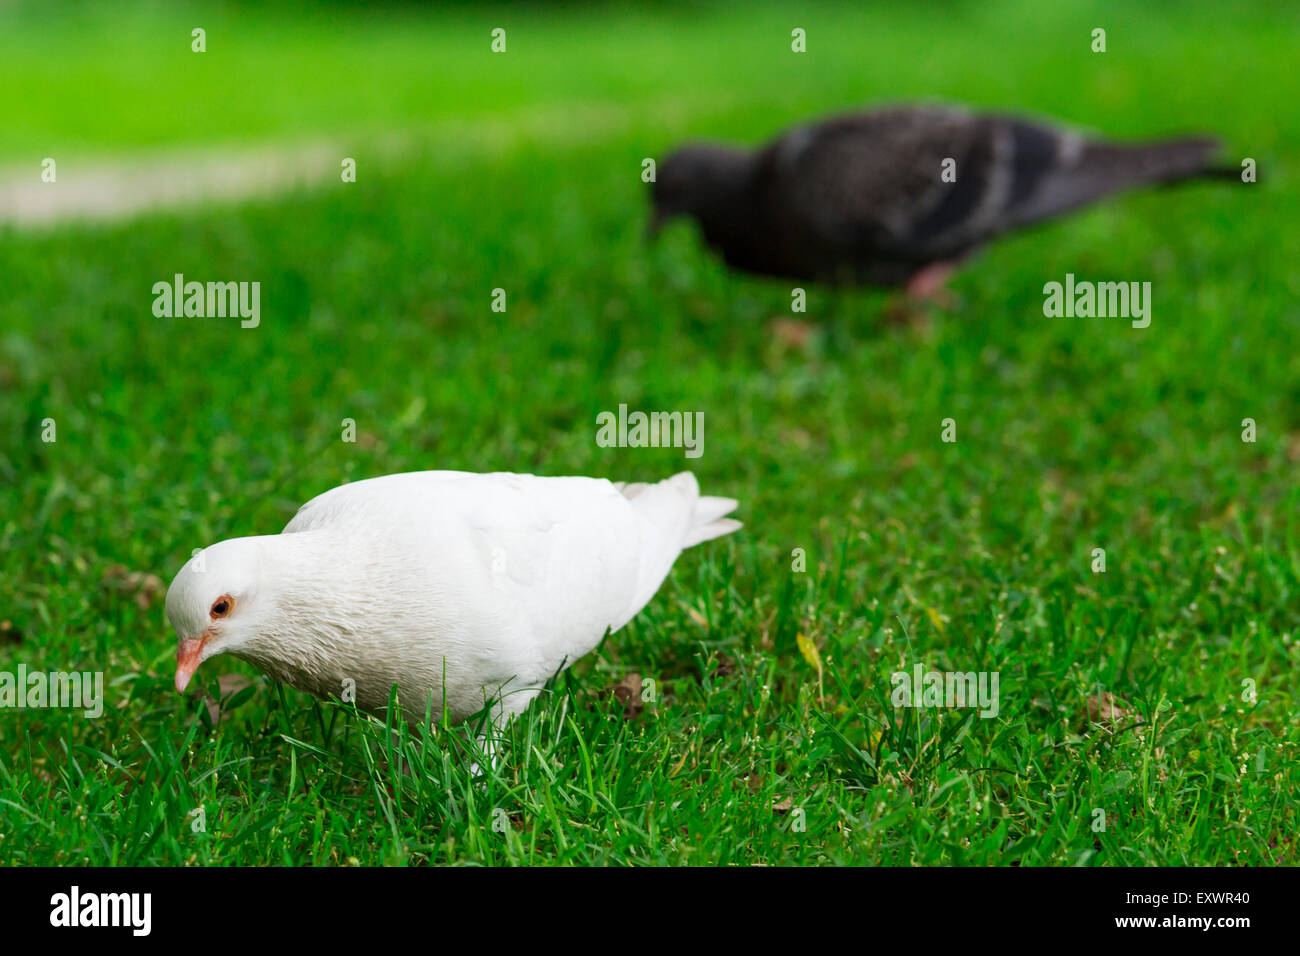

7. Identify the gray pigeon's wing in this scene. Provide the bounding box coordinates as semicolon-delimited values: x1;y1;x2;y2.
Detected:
761;106;996;261
762;105;1223;267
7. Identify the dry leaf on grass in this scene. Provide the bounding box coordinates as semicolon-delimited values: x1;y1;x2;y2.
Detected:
606;672;643;719
768;317;816;351
796;632;823;676
199;674;255;725
1086;690;1131;724
709;652;735;678
102;564;165;609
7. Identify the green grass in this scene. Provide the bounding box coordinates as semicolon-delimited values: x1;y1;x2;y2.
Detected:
1;0;1298;865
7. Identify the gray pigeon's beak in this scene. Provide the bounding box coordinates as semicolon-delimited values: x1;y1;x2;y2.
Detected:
645;207;669;242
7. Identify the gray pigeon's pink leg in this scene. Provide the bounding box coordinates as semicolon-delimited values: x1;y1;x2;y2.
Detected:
884;262;958;327
905;261;958;306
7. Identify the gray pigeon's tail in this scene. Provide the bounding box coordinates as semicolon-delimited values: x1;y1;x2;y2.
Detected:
1008;133;1236;230
1093;136;1234;187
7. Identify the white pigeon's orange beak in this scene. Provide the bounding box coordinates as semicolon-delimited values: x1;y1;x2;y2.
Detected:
175;636;208;692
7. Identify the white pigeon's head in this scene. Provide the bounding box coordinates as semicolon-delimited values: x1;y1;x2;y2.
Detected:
165;536;270;693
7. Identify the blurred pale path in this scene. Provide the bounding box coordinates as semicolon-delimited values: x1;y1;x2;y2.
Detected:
0;142;343;226
0;101;725;226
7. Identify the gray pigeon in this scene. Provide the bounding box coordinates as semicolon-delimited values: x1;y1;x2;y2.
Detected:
649;104;1238;296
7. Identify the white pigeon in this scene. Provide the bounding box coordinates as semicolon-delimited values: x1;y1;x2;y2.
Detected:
166;470;740;726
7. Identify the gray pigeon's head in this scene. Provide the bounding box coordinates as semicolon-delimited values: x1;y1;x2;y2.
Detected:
649;144;754;237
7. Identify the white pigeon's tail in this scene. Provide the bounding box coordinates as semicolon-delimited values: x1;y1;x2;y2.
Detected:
611;473;741;626
683;491;742;547
614;472;741;549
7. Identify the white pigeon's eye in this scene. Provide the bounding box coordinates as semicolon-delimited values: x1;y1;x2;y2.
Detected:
210;595;234;619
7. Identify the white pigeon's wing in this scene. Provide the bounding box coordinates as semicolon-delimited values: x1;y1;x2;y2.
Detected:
281;472;691;699
282;470;478;534
445;472;649;646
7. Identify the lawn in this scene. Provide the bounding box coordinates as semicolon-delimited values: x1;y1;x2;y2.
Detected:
1;0;1297;866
